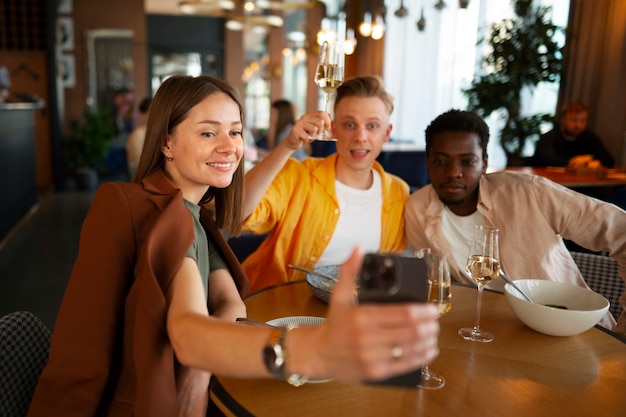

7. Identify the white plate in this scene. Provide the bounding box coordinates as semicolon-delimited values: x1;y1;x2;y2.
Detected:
266;315;326;327
265;316;331;383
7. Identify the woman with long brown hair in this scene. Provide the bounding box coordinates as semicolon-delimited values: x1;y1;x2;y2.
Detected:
28;75;440;417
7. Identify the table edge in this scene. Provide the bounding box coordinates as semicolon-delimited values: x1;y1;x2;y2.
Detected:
209;377;255;417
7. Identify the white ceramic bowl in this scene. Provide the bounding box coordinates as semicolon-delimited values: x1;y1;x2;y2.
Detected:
305;265;339;303
504;279;609;337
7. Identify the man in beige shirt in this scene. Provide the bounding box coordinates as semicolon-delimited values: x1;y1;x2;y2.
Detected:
405;109;626;334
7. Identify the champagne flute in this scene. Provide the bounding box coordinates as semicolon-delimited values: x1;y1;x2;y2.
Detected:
458;225;500;343
416;248;451;389
314;40;344;141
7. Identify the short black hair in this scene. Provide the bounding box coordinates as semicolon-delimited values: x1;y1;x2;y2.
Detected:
425;109;490;158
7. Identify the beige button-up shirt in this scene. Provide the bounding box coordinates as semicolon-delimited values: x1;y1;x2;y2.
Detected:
405;170;626;333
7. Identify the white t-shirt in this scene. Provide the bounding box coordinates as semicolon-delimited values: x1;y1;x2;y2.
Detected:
317;170;382;266
441;206;484;279
441;207;504;291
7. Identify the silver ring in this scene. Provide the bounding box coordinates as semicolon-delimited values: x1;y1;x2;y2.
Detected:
391;344;403;360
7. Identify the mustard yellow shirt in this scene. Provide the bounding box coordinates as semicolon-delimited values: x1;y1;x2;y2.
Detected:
242;154;409;291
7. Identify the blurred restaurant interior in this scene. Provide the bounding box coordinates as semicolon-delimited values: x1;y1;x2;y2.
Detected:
0;0;625;325
0;4;626;416
0;0;626;386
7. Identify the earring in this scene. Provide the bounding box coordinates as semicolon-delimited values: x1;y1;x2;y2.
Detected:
166;155;173;162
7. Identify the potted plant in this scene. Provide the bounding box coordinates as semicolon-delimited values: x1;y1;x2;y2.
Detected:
64;107;115;190
463;0;562;166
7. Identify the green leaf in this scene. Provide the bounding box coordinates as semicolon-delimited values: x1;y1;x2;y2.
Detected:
63;108;115;170
462;0;563;161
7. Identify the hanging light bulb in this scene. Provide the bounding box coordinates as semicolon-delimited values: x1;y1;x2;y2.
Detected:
370;13;386;40
358;12;373;37
344;28;357;55
295;47;307;61
243;1;255;12
317;17;338;46
416;7;426;31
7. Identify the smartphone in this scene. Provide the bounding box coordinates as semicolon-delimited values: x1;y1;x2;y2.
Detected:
357;252;428;388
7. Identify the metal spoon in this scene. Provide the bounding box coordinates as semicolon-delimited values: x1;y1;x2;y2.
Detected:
500;271;568;309
287;264;337;282
236;317;275;327
499;270;533;303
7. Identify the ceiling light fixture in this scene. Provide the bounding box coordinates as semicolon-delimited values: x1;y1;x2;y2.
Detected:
178;0;235;15
344;28;357;55
358;12;372;37
179;0;316;16
225;14;284;31
370;13;386;40
359;6;386;40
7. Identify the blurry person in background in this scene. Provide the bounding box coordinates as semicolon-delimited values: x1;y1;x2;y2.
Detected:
0;65;11;103
267;99;309;161
113;87;135;139
533;100;614;168
126;96;152;180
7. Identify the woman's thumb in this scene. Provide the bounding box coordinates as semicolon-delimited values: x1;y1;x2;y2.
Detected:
329;247;363;306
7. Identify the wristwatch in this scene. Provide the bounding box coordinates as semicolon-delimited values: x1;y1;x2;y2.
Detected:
262;326;309;387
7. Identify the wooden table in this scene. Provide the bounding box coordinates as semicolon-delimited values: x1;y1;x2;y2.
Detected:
505;166;626;188
210;281;626;417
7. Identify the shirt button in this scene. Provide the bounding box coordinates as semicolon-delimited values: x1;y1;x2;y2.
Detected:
324;235;329;240
310;256;316;262
334;209;339;214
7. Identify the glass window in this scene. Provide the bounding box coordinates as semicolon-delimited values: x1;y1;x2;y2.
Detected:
383;0;569;169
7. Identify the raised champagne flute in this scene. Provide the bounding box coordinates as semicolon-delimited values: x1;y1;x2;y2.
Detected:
416;248;451;389
458;225;500;342
314;40;344;141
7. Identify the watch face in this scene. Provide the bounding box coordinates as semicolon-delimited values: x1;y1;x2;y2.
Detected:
263;344;283;376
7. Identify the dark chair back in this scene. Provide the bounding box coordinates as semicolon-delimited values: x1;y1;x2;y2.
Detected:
570;252;624;320
0;311;51;417
377;150;429;191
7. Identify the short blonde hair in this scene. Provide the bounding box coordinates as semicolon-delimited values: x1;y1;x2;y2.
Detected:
334;75;394;115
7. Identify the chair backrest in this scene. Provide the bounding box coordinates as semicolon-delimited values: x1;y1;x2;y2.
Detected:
0;311;51;417
376;150;429;191
570;252;624;320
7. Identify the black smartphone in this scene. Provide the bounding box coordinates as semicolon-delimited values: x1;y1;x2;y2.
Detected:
357;252;428;388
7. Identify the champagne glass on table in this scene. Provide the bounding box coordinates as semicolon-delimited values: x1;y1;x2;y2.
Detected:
314;40;344;141
458;225;500;343
416;248;451;389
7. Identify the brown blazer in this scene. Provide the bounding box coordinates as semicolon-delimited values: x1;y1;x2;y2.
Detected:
27;170;249;417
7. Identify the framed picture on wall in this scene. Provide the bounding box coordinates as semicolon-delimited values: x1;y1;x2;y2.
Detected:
57;17;74;51
59;54;76;88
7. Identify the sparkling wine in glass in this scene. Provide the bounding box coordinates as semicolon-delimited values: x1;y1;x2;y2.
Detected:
314;40;344;141
416;248;451;389
458;225;500;343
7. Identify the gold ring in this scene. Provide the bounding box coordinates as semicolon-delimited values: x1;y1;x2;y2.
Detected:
391;345;403;360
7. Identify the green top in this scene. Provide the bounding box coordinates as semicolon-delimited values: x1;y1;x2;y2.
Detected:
183;199;228;297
